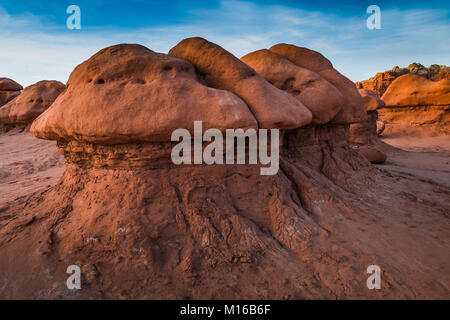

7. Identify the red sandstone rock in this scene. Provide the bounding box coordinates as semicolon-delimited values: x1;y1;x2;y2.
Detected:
358;89;385;111
0;80;65;125
3;41;449;300
376;120;385;136
169;38;312;130
0;78;22;91
381;74;450;107
356;64;450;97
378;73;450;139
269;43;366;124
31;44;258;143
357;145;387;164
241;49;344;125
0;78;22;107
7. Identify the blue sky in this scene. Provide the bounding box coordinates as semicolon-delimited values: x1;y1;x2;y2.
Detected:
0;0;449;86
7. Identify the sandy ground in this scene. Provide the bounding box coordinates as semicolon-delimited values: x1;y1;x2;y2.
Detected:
378;130;450;188
0;127;64;209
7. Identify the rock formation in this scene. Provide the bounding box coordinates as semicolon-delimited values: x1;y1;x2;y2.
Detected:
379;74;450;137
356;63;450;97
168;37;312;129
1;41;448;299
269;43;366;124
348;89;387;164
0;80;65;126
0;77;22;107
32;44;256;143
240;49;344;125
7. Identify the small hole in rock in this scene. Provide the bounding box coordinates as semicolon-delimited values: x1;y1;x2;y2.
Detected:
88;79;92;83
95;79;105;84
163;65;173;71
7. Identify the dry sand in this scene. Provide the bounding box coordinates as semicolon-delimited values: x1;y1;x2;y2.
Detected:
0;127;64;209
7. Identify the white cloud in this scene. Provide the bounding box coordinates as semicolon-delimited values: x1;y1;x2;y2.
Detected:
0;1;448;86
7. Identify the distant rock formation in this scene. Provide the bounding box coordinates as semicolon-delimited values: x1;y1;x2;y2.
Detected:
378;74;450;137
0;80;65;126
356;63;450;97
0;78;22;107
349;89;387;164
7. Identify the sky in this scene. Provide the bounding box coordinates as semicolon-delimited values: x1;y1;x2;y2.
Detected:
0;0;449;86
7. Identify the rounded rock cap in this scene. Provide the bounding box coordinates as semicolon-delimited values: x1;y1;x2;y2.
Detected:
381;74;450;107
0;80;65;124
169;37;312;130
0;78;23;91
31;44;258;144
241;49;344;125
269;43;367;124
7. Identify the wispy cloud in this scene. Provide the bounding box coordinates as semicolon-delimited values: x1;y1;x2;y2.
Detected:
0;1;448;86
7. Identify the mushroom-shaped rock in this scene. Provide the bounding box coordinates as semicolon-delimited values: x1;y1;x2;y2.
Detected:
241;49;344;125
358;89;385;111
269;43;366;124
0;77;23;107
31;44;257;144
168;37;312;129
0;80;65;125
381;74;450;106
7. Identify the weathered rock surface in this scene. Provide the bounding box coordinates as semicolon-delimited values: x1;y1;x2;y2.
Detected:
0;78;22;107
348;89;387;163
0;41;449;300
269;43;366;124
358;88;385;111
378;74;450;138
381;74;450;107
169;38;313;130
31;44;258;143
241;49;344;125
0;80;65;125
357;145;387;164
356;63;450;97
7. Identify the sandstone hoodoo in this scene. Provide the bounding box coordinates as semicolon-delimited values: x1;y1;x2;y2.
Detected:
240;49;344;125
168;37;313;129
0;77;22;107
0;80;65;126
379;74;450;138
348;89;387;164
1;41;449;299
269;43;367;124
356;63;450;97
